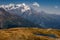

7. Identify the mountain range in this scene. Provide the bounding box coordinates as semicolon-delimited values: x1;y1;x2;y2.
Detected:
0;8;41;29
0;3;60;29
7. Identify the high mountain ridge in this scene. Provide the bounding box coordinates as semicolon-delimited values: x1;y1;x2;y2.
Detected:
0;3;60;29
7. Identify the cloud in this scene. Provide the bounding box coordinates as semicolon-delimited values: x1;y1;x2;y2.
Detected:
54;6;58;9
22;3;26;6
32;2;40;7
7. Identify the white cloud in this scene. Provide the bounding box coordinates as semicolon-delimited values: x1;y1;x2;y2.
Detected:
22;3;26;6
54;6;58;9
32;2;40;7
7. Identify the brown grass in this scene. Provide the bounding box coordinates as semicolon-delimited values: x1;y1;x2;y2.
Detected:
0;28;60;40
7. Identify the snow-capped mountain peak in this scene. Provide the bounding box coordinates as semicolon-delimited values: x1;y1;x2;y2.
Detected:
0;3;31;13
20;3;31;13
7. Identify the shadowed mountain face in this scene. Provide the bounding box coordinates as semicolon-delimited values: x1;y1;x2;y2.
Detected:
0;8;41;29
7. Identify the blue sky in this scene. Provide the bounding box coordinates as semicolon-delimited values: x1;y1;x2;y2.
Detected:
0;0;60;5
0;0;60;14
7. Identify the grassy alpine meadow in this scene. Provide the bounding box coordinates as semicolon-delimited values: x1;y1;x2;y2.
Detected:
0;27;60;40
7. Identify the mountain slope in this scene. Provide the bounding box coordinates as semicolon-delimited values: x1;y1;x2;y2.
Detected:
0;8;41;29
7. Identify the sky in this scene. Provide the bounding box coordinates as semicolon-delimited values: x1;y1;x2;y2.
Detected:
0;0;60;14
